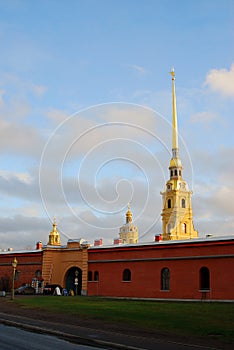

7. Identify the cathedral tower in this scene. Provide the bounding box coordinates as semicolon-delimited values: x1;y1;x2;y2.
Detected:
119;204;138;244
161;69;198;240
47;217;61;246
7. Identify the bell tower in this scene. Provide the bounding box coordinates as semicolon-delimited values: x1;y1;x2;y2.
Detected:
47;217;61;246
161;69;198;240
119;203;138;244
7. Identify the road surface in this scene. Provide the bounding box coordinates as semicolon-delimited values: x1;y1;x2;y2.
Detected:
0;324;107;350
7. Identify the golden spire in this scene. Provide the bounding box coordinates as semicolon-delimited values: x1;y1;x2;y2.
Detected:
170;68;179;157
52;216;57;231
126;202;133;224
169;69;182;175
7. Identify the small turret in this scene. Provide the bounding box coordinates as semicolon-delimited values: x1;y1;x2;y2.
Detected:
47;217;61;246
119;203;138;244
126;203;133;223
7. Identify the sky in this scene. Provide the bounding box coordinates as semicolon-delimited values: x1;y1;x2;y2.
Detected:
0;0;233;250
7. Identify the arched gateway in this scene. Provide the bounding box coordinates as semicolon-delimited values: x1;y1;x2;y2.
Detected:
42;236;89;296
64;267;82;295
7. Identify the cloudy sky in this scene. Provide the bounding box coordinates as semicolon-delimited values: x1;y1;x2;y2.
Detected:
0;0;233;250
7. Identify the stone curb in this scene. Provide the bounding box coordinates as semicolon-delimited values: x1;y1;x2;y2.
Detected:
0;318;144;350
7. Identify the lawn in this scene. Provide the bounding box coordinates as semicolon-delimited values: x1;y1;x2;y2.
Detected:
14;296;234;344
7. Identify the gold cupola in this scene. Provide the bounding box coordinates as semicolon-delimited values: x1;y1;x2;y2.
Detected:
119;203;138;244
47;217;61;246
126;203;133;223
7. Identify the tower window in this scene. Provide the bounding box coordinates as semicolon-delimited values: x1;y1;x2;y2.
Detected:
170;170;173;177
168;199;172;208
88;271;92;281
182;223;187;233
181;199;186;208
161;268;170;290
179;170;181;176
174;169;178;176
94;271;99;281
167;224;171;234
123;269;131;281
200;267;210;290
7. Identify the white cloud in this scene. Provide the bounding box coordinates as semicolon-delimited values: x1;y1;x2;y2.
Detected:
0;74;46;157
30;83;47;97
0;118;44;156
3;73;47;97
0;171;40;202
190;111;219;124
126;64;148;75
205;63;234;97
46;108;69;124
0;89;5;106
0;170;33;184
192;146;234;237
0;215;49;250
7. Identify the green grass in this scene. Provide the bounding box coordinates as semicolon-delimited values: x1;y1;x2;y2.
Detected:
12;296;234;344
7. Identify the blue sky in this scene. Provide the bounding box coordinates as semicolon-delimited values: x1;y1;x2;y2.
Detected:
0;0;233;249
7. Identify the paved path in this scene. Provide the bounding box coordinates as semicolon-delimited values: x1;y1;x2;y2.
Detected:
0;323;106;350
0;311;221;350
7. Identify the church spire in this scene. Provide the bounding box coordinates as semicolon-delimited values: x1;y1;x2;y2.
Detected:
169;68;182;179
160;69;198;241
170;68;179;157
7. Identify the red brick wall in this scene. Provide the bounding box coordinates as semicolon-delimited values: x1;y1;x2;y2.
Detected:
88;240;234;300
0;251;43;291
1;239;233;300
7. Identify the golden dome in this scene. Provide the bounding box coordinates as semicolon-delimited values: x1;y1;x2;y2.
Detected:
126;203;133;223
169;157;182;168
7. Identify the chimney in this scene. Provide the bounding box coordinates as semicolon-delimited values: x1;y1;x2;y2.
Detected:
114;238;122;245
36;241;43;250
155;234;162;242
94;238;103;246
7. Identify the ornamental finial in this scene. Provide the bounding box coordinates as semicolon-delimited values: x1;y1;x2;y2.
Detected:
126;202;133;223
170;67;175;78
53;216;57;226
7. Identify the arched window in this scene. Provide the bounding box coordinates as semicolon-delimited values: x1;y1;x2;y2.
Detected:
167;223;171;234
170;170;173;177
168;199;172;208
200;267;210;290
88;271;92;281
181;198;186;208
123;269;131;281
35;270;41;278
175;169;178;176
182;223;187;233
161;268;170;290
94;271;99;282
